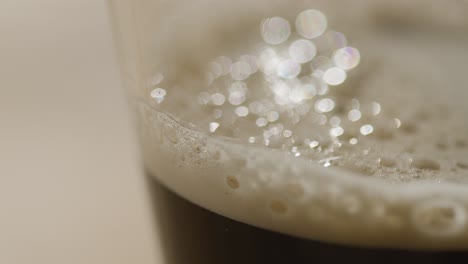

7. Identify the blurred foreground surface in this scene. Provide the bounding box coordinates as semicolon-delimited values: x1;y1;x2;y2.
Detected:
0;1;163;263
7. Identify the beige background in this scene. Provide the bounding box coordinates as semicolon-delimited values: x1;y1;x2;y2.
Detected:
0;1;163;263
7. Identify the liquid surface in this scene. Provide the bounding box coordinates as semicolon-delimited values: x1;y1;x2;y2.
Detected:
136;1;468;249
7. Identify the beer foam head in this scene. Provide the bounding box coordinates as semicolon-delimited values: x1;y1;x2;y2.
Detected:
139;0;468;249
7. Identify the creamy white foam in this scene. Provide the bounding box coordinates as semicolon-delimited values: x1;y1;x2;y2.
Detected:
136;0;468;249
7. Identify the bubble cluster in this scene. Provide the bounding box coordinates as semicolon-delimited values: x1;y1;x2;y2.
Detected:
150;7;468;185
181;7;372;171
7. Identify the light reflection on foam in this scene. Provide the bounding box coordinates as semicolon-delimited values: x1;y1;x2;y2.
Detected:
150;88;167;104
148;7;467;185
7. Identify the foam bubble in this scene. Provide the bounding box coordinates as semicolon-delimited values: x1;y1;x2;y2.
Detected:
270;200;288;214
235;106;249;117
348;109;362;122
226;175;240;189
150;88;167;104
323;67;347;86
315;98;335;113
209;122;220;133
412;199;467;237
411;159;441;171
295;9;327;39
211;93;225;105
276;59;301;79
256;117;268;127
261;17;291;45
289;39;317;64
360;124;374;136
333;47;361;70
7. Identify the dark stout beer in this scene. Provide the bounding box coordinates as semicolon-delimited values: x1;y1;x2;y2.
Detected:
148;176;468;264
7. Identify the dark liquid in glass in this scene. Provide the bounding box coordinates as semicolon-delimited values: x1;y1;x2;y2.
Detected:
147;174;467;264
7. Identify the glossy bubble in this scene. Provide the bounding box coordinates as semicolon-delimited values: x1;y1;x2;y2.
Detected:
235;106;249;117
329;127;344;137
333;47;360;70
267;111;280;122
315;98;335;113
150;88;166;99
295;9;327;39
276;59;301;79
209;122;220;133
150;88;167;104
261;17;291;45
371;102;381;115
211;93;225;105
348;109;362;122
288;88;306;104
360;124;374;136
289;39;317;64
300;84;317;99
256;117;268;127
323;67;347;86
259;48;280;76
228;91;246;106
